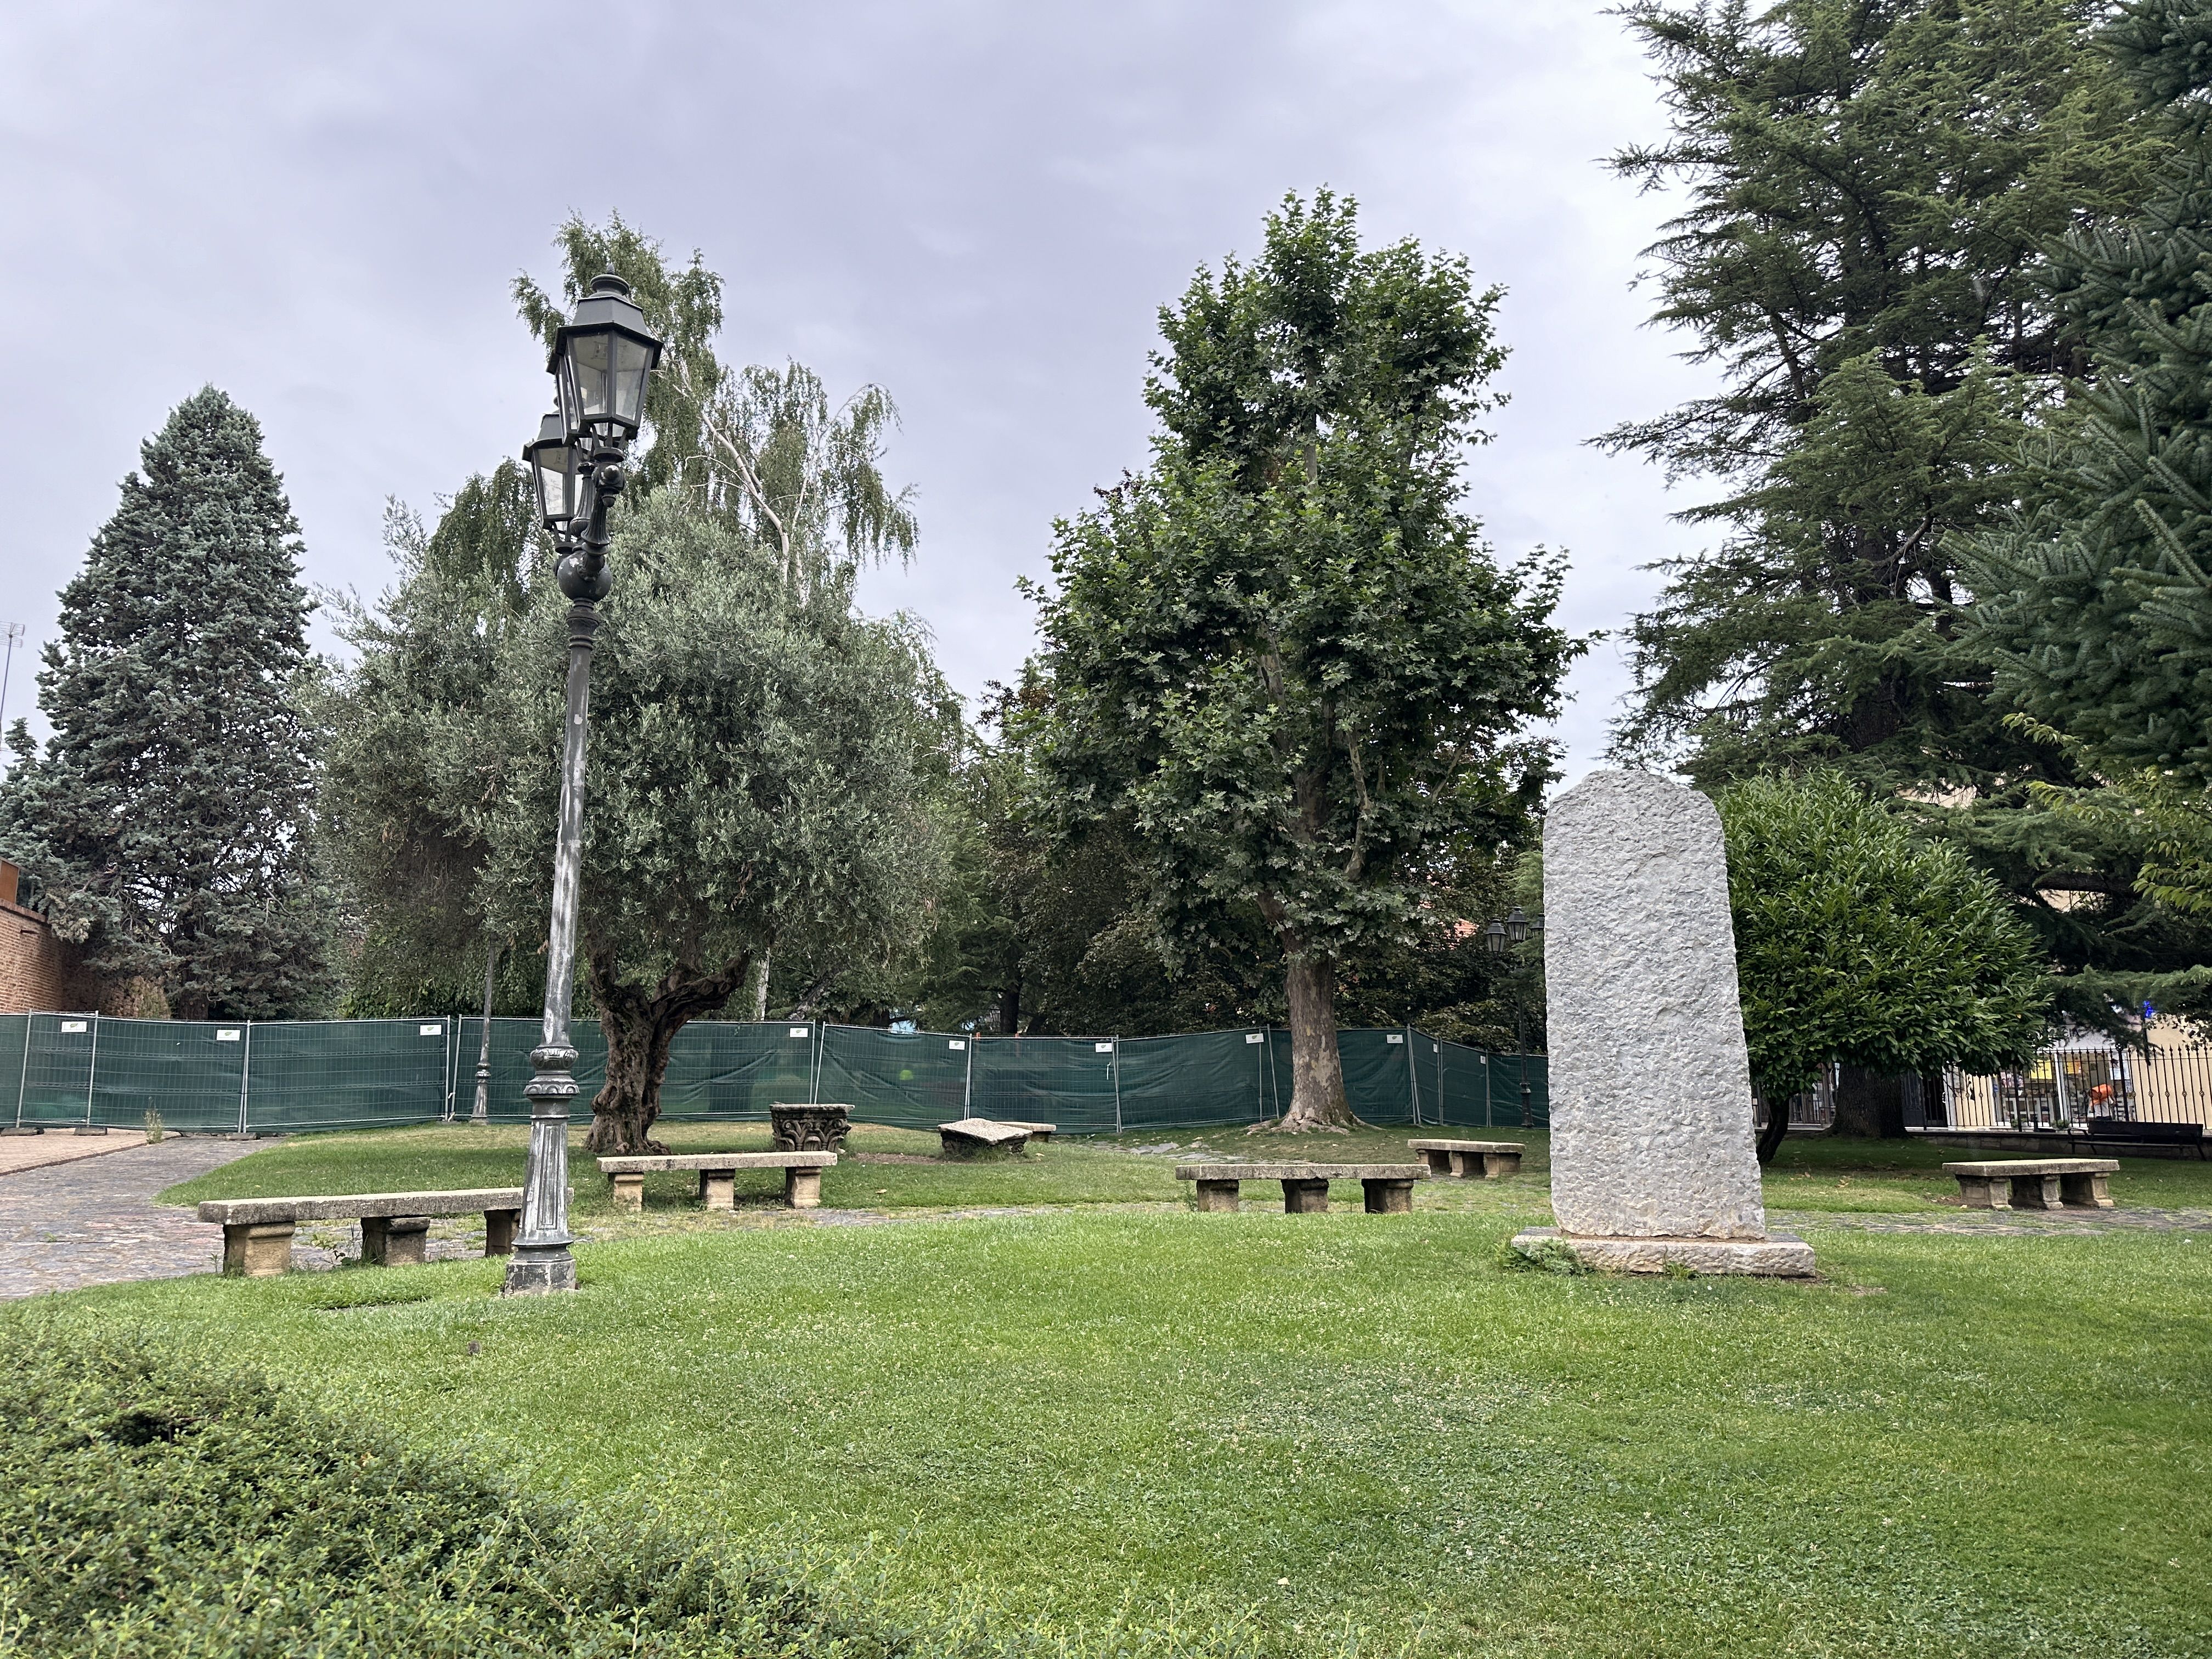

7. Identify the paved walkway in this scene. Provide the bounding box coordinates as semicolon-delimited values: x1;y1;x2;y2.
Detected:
0;1136;263;1300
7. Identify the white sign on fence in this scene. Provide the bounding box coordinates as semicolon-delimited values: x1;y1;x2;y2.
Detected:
1246;1032;1265;1045
419;1024;443;1037
789;1027;809;1038
60;1020;86;1034
948;1039;966;1051
216;1029;241;1042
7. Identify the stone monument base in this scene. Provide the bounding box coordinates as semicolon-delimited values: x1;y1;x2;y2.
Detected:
1511;1226;1814;1278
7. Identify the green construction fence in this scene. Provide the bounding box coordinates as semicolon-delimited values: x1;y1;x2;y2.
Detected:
0;1013;1546;1136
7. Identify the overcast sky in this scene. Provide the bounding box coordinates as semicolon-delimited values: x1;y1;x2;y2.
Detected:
0;1;1718;781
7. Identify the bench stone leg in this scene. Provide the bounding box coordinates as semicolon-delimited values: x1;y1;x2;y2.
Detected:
699;1169;736;1210
1194;1179;1242;1213
483;1208;520;1255
785;1167;822;1209
1954;1176;2008;1209
1483;1152;1522;1178
223;1221;295;1278
360;1215;431;1267
611;1172;645;1212
1282;1178;1331;1214
2059;1172;2114;1209
1363;1178;1414;1215
2010;1173;2064;1210
1423;1149;1454;1176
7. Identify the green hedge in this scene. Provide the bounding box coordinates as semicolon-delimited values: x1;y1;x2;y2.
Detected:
0;1318;900;1658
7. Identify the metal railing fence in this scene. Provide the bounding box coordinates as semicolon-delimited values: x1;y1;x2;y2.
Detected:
1943;1039;2212;1131
0;1013;1548;1136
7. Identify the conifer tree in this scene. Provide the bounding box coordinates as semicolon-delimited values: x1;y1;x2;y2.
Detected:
1967;0;2212;787
0;387;331;1018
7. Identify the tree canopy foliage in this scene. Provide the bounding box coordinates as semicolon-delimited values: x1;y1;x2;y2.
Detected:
1719;772;2051;1159
324;221;957;1148
1030;192;1576;1128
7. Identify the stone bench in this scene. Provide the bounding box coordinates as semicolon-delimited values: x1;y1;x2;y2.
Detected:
1174;1162;1428;1214
938;1118;1032;1156
994;1119;1057;1143
1408;1138;1523;1178
596;1152;836;1211
196;1189;529;1277
1944;1159;2119;1210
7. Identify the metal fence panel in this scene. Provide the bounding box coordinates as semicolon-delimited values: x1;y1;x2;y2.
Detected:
0;1014;26;1126
244;1019;452;1133
1116;1029;1272;1131
819;1025;970;1128
0;1010;1550;1136
462;1018;607;1124
656;1020;818;1120
88;1017;248;1133
19;1013;97;1127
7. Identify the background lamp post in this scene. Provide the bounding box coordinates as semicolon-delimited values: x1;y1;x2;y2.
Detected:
503;274;662;1297
1485;906;1543;1125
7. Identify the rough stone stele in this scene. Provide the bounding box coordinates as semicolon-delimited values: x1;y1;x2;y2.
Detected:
1512;769;1813;1277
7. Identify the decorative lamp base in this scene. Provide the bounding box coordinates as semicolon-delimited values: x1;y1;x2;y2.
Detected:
501;1243;577;1295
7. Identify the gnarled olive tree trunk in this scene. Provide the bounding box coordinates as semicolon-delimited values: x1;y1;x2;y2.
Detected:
583;945;754;1155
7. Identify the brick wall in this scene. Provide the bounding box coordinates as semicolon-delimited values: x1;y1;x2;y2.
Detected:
0;898;78;1015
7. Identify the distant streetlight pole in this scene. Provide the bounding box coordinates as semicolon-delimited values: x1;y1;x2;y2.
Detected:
1483;906;1544;1124
502;275;663;1297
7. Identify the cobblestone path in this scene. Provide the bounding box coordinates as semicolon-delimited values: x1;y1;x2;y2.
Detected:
0;1136;264;1300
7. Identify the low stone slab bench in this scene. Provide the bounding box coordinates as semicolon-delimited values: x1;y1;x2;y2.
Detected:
1408;1138;1523;1179
1944;1158;2119;1210
596;1152;836;1212
938;1118;1032;1156
1175;1162;1427;1214
994;1119;1057;1143
196;1189;528;1277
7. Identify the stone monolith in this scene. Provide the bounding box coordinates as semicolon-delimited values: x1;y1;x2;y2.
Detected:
1511;770;1813;1276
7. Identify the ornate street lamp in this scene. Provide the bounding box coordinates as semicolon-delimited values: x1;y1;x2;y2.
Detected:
503;274;662;1297
1485;907;1543;1126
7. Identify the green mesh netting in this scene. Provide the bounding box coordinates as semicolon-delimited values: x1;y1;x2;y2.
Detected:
0;1014;1546;1135
88;1018;250;1133
817;1026;970;1127
243;1019;456;1133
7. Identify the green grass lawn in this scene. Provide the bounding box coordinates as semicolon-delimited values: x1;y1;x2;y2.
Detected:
161;1119;2212;1223
41;1124;2211;1655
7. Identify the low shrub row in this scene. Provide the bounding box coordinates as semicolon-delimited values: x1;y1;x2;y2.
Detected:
0;1318;900;1658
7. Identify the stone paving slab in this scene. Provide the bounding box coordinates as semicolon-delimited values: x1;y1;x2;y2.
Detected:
0;1130;157;1178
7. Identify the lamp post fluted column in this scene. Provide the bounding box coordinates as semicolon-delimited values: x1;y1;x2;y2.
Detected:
503;466;621;1296
503;273;662;1297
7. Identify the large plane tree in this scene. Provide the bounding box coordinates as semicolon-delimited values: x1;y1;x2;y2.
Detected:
1031;191;1575;1132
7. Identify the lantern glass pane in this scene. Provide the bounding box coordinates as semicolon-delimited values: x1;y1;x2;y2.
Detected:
611;334;652;425
534;449;570;523
567;330;615;422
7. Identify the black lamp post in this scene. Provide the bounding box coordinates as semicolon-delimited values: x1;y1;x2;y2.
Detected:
1483;906;1543;1125
503;275;662;1297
